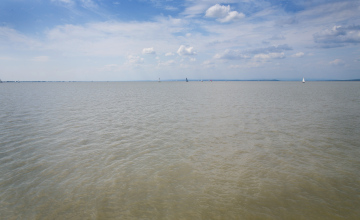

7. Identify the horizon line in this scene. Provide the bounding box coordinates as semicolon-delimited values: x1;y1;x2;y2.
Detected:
1;79;360;83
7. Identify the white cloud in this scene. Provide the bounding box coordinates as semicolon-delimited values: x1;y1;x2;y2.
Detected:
182;1;213;18
142;47;156;54
205;4;230;18
51;0;75;6
249;44;292;54
32;56;49;62
214;45;291;60
329;59;345;66
165;52;175;56
291;52;305;58
218;11;245;23
254;52;285;59
164;6;178;11
52;0;73;3
203;60;213;65
205;4;245;23
80;0;98;9
202;60;216;68
177;45;196;56
0;26;40;47
214;49;249;60
42;18;188;57
2;0;359;81
158;60;176;66
127;55;144;64
314;25;360;48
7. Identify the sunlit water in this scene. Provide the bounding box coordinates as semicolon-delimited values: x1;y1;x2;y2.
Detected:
1;81;359;219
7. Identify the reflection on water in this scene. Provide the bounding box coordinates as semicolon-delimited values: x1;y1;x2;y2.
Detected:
1;81;360;219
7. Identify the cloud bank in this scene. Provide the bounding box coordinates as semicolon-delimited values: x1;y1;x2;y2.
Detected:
314;25;360;48
1;0;359;81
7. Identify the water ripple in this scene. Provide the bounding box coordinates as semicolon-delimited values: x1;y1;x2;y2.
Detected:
1;82;360;219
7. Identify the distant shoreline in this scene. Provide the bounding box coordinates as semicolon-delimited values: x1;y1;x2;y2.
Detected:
1;79;360;83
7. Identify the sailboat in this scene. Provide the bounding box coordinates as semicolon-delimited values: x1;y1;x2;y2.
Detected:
186;78;188;82
302;77;305;83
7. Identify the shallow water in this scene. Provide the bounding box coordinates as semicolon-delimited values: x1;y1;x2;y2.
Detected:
1;81;360;219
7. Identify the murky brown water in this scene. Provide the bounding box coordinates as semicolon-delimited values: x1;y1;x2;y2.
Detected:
1;81;359;219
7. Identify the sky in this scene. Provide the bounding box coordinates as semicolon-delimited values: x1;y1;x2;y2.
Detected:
0;0;360;81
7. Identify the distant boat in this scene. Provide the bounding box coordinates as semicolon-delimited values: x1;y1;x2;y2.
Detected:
302;77;305;83
186;78;188;82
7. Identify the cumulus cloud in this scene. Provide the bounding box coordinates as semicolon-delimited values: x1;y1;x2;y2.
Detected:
214;49;249;60
291;52;305;58
329;59;345;66
177;45;196;56
314;25;360;48
206;4;230;18
205;4;245;23
127;55;144;64
142;47;156;54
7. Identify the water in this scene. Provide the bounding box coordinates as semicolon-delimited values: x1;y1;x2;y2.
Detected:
1;81;359;219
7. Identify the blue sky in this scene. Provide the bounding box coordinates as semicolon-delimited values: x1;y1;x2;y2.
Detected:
1;0;360;81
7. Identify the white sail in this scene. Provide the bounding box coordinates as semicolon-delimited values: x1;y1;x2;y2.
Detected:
302;77;305;83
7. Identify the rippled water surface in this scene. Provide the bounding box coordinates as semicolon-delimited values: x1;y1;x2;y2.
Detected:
1;81;360;219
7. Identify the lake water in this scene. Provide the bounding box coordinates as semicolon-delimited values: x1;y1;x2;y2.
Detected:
1;81;359;219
